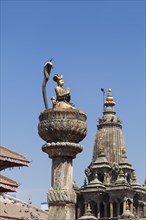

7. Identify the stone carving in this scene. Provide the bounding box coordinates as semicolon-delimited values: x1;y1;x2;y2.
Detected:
103;171;111;185
85;165;94;183
110;162;119;183
97;116;122;127
38;109;87;143
48;188;76;203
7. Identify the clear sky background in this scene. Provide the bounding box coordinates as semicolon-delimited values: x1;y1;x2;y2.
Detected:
1;0;145;208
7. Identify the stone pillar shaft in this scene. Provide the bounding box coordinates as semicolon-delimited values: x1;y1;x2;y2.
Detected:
52;157;73;190
104;203;107;217
117;203;120;216
97;203;100;218
130;203;133;213
123;201;126;212
110;202;113;218
143;205;146;217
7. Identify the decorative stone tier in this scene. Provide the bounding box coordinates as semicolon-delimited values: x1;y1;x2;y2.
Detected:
38;108;87;143
48;188;76;204
98;122;122;129
42;142;83;158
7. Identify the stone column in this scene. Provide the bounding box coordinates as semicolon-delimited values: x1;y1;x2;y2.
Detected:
104;203;107;218
44;142;83;220
110;202;113;218
117;203;120;217
130;202;133;213
38;109;87;220
143;205;146;217
123;201;127;212
97;203;100;218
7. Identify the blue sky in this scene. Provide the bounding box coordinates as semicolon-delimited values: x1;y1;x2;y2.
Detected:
1;0;145;208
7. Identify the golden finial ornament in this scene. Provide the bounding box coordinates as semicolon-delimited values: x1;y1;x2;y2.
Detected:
104;88;116;107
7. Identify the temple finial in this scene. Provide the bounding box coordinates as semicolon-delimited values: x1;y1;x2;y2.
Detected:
104;88;116;107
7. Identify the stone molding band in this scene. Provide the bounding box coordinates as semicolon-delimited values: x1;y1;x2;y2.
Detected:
48;188;76;204
42;142;83;158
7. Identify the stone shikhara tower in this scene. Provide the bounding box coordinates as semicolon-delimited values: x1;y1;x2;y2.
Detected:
76;89;146;220
38;61;146;220
38;60;87;220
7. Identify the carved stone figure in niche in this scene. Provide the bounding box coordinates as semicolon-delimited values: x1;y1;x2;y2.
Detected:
51;74;75;109
112;162;119;173
98;144;104;155
121;147;126;156
85;166;94;184
97;117;106;124
103;171;111;185
110;162;119;183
